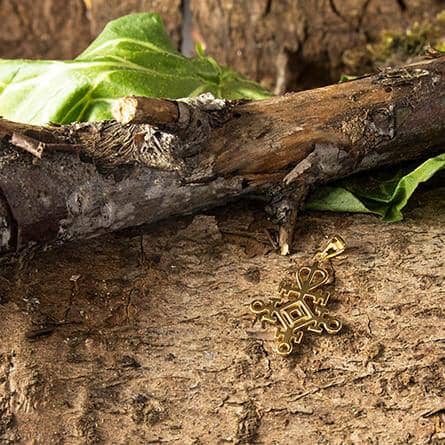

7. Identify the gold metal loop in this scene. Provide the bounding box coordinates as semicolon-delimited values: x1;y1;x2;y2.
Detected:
313;235;346;262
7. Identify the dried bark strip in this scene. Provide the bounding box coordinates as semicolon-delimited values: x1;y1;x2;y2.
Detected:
0;56;444;255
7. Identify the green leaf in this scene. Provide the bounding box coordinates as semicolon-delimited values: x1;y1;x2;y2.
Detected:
338;74;359;83
305;187;384;215
0;13;271;125
307;152;445;221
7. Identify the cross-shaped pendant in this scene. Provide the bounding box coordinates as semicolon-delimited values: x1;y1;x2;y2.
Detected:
249;236;345;356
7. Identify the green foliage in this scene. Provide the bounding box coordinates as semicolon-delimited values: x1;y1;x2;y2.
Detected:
380;12;445;59
307;153;445;221
342;11;445;76
338;74;359;83
0;13;271;125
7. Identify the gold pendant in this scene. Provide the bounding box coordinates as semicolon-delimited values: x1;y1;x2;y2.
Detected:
249;236;346;356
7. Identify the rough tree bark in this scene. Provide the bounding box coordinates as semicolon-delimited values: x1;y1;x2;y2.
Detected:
0;56;444;256
0;0;182;60
190;0;445;92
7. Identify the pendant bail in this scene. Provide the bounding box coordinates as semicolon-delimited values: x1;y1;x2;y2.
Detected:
313;235;346;262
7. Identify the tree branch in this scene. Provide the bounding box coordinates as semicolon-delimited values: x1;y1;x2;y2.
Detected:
0;56;444;256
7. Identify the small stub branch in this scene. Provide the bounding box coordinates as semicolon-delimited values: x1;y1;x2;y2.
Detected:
112;97;180;126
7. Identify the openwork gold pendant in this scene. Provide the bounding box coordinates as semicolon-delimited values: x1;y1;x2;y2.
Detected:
249;236;346;356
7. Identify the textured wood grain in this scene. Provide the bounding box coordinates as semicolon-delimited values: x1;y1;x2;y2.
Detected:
0;188;443;443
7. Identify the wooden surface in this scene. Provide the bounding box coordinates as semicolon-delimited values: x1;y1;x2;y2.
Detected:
0;188;444;443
